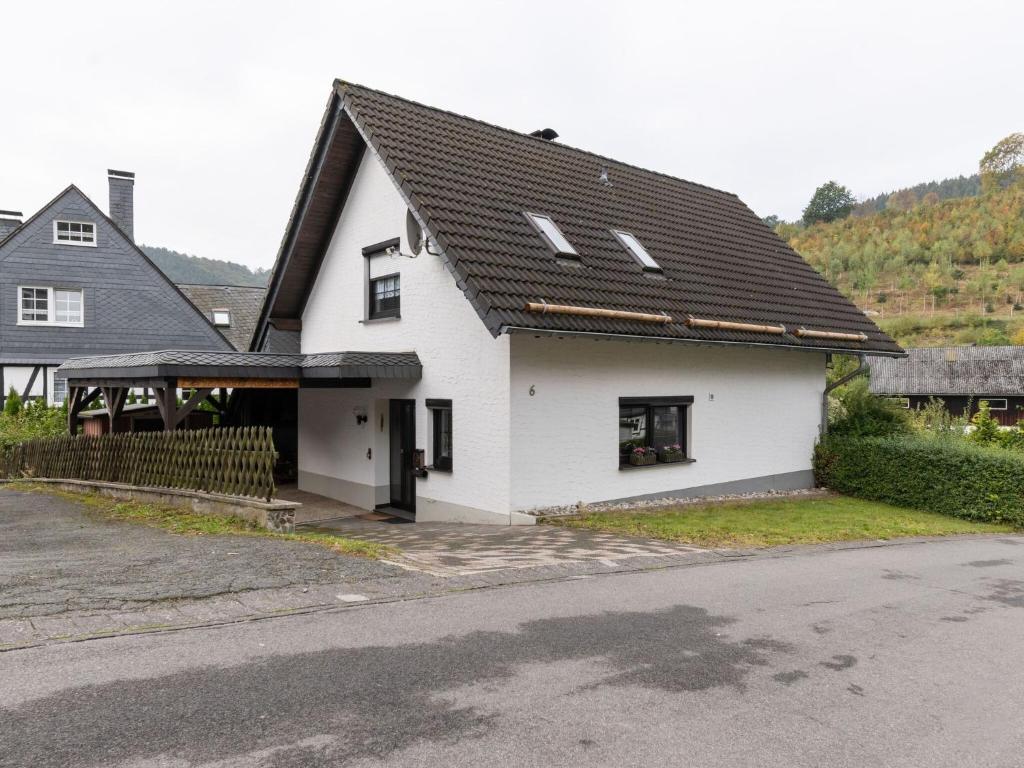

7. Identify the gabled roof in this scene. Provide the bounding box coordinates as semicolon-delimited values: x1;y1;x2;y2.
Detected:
177;284;266;351
257;80;902;356
868;346;1024;396
0;184;233;352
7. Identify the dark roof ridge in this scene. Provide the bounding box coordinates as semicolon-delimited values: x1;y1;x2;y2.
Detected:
175;282;267;290
333;79;740;201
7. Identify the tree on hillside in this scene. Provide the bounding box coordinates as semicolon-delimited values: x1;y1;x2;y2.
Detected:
980;133;1024;192
802;181;856;225
887;189;918;212
761;214;783;229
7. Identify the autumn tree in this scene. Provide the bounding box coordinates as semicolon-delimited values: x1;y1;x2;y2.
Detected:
980;133;1024;191
802;181;856;225
887;189;918;212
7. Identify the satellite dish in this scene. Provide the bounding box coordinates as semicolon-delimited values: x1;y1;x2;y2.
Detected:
406;209;424;256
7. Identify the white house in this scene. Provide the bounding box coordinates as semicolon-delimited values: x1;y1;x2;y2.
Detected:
62;80;903;525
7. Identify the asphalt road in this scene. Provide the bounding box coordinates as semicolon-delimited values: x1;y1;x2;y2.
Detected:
3;535;1023;767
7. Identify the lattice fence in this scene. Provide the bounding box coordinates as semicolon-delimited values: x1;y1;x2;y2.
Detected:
0;426;278;501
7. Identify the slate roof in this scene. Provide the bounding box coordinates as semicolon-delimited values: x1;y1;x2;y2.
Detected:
177;284;266;351
57;350;422;381
257;80;903;356
868;347;1024;396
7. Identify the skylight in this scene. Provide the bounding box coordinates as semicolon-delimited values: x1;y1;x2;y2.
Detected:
612;230;661;272
525;213;578;258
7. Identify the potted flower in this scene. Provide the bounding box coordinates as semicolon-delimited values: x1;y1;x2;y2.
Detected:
629;445;658;466
658;443;685;463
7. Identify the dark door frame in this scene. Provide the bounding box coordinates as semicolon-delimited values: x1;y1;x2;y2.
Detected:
389;399;416;514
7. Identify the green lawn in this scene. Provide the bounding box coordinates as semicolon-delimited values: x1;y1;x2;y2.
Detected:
544;494;1016;548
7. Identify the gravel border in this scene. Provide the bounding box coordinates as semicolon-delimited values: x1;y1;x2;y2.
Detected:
526;488;829;518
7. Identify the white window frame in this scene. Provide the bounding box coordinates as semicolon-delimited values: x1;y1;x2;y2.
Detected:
612;229;662;272
16;286;85;327
51;374;68;406
891;397;911;409
212;309;231;326
52;220;97;247
982;398;1008;411
524;212;579;259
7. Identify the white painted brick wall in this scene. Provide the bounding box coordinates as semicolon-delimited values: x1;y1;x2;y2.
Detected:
299;151;512;515
509;335;825;511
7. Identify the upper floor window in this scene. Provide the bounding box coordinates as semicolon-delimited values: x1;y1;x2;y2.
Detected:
369;274;400;319
212;309;231;326
53;220;96;246
525;212;579;259
612;230;661;272
18;287;84;326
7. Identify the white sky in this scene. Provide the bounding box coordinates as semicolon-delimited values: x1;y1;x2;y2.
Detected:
1;0;1021;271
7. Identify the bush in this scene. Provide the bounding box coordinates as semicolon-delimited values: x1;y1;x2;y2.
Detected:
828;378;910;437
0;399;67;451
814;435;1024;526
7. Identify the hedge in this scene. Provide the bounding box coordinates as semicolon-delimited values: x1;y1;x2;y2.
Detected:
814;435;1024;527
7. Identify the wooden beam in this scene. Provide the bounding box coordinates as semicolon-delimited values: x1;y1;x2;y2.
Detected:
686;317;787;335
152;386;177;431
177;377;299;389
525;302;672;324
795;328;869;342
68;387;102;434
173;388;213;428
21;365;40;402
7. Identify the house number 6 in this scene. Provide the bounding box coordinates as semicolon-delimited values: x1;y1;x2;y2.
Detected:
529;385;535;396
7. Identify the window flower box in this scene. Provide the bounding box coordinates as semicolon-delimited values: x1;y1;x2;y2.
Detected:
629;446;658;466
658;444;685;463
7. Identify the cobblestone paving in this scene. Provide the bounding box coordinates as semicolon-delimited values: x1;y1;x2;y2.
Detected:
306;518;705;576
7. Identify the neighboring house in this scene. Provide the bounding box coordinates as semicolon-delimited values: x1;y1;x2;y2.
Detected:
176;284;266;351
0;171;233;404
60;81;902;524
869;346;1024;426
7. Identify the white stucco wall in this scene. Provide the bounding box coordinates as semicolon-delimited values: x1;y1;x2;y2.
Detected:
298;151;515;522
509;335;826;511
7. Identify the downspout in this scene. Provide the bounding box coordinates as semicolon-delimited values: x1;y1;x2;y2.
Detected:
821;354;869;438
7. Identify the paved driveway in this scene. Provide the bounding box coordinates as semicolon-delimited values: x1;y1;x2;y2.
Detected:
306;517;704;575
0;488;402;620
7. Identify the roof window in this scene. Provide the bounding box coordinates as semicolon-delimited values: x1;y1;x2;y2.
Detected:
212;309;231;326
525;213;578;259
612;230;661;272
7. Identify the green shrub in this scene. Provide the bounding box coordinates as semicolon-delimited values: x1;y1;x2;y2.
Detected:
0;400;67;451
4;387;22;416
814;435;1024;526
968;400;1002;445
829;378;910;437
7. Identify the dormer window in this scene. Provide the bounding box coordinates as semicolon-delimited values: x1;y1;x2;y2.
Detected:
525;212;578;259
612;230;661;272
212;309;231;326
53;220;96;246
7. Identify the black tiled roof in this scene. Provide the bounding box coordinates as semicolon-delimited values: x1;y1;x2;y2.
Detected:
327;81;902;356
57;350;422;381
868;346;1024;396
177;284;266;351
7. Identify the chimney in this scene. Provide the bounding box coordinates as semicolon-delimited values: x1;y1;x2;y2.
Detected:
0;210;22;241
107;169;135;241
529;128;559;141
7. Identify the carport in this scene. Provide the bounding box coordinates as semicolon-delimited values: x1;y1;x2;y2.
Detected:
56;350;423;434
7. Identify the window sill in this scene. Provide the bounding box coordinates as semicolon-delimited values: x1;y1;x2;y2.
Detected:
52;241;97;248
619;458;696;471
425;465;452;474
16;321;85;328
360;315;401;324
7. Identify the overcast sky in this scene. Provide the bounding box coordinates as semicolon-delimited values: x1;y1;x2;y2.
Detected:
1;1;1020;272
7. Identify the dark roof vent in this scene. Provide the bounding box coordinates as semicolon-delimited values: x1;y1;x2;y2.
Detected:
529;128;559;141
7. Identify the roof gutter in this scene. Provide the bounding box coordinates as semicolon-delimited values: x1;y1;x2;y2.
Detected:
499;326;906;359
821;354;870;438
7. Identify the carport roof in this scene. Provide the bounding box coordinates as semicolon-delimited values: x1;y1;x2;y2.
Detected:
57;350;422;382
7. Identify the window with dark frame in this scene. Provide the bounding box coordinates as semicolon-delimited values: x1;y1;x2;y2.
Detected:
982;398;1008;411
369;273;401;319
427;399;453;471
618;396;692;466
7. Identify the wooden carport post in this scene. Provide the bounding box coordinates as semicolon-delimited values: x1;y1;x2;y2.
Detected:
67;386;103;435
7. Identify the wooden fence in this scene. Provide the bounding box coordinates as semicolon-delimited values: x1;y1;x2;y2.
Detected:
0;426;278;501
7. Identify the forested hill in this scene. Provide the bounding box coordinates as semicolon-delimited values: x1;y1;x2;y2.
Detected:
140;245;269;287
855;174;981;216
779;182;1024;347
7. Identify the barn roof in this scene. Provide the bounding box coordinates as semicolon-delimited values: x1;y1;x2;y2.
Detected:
868;346;1024;396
